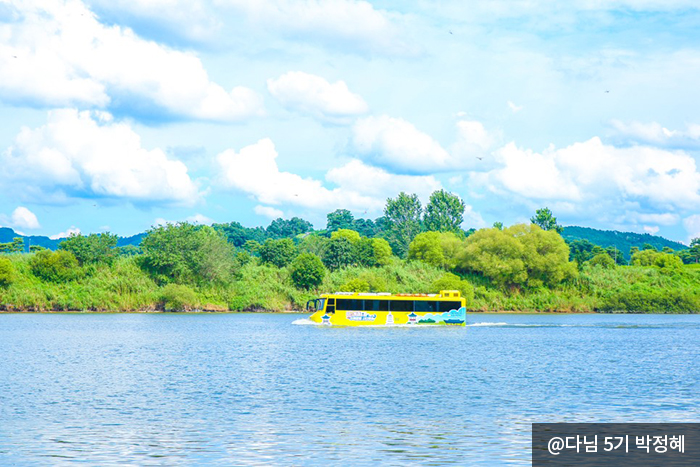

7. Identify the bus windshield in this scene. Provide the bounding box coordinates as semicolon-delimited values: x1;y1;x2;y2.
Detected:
306;298;326;312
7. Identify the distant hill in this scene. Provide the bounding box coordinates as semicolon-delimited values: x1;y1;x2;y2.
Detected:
562;226;688;260
0;227;144;251
0;227;60;250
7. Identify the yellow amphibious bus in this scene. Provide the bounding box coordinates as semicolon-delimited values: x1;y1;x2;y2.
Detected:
306;290;467;326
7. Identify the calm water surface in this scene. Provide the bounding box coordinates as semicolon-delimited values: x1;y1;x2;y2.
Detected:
1;313;699;465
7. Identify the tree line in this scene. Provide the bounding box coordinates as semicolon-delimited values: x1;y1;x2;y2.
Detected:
0;190;698;313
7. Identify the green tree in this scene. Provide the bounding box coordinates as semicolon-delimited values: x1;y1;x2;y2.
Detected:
653;252;683;272
298;234;329;257
243;240;262;255
140;223;235;284
684;238;700;264
29;250;82;282
0;237;25;253
326;209;354;233
213;221;266;247
352;218;377;238
408;232;444;267
567;239;596;264
290;253;326;290
493;222;504;230
371;238;393;266
339;278;371;293
530;207;564;233
259;238;297;268
605;246;625;265
587;253;616;269
409;231;464;269
384;192;423;258
59;232;118;265
0;257;15;287
331;229;361;243
322;237;356;270
631;249;658;266
423;189;466;233
266;217;313;239
458;224;576;288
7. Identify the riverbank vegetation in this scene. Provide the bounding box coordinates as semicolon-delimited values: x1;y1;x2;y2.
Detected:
1;191;698;313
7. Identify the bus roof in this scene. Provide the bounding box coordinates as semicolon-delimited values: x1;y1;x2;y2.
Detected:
320;290;462;300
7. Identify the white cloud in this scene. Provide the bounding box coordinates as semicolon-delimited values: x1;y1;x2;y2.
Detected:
643;225;660;235
254;205;284;219
683;214;700;243
1;109;201;204
507;101;523;113
610;120;700;149
352;116;450;174
85;0;220;45
154;213;213;226
0;0;263;121
11;207;41;230
267;71;368;123
217;138;444;216
352;116;497;174
219;0;410;55
476;137;700;210
187;213;214;224
629;212;679;226
50;226;81;240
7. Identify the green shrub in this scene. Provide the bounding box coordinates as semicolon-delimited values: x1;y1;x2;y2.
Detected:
59;233;118;265
260;238;297;268
587;253;616;269
140;223;235;285
29;250;82;282
290;253;326;290
339;278;371;293
160;284;198;311
0;257;15;287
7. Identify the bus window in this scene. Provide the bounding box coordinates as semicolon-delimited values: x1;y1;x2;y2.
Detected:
316;298;326;311
438;301;462;312
364;300;389;312
390;300;413;312
326;298;335;314
336;299;364;311
415;301;438;312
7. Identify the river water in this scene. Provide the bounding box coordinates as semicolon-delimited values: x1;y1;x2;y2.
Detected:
1;313;698;465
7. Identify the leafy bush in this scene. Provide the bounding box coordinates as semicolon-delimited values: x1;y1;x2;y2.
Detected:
339;278;371;292
0;257;15;287
140;223;235;284
331;229;361;243
259;238;297;268
587;253;615;269
160;284;198;311
29;250;82;282
59;233;118;265
290;253;326;290
322;237;356;270
458;224;577;288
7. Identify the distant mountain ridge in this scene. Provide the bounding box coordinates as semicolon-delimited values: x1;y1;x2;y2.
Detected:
1;225;689;258
562;226;688;260
0;227;144;251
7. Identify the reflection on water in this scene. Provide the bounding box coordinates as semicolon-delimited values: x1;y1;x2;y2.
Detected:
1;313;699;465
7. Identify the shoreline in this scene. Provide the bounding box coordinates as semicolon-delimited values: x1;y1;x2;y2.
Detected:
0;309;697;315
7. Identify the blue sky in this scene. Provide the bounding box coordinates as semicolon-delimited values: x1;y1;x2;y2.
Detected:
0;0;699;243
